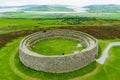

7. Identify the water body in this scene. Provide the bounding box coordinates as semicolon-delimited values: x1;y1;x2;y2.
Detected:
67;6;88;13
24;11;87;14
0;8;20;12
96;42;120;64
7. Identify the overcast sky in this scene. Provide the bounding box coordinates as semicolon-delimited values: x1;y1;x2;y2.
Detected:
0;0;120;7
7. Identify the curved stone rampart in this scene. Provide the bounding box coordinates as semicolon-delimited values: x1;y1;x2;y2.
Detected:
19;29;98;73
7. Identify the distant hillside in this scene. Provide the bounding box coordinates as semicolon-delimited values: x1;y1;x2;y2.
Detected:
21;5;74;12
84;4;120;13
0;5;30;8
1;4;120;13
0;5;74;12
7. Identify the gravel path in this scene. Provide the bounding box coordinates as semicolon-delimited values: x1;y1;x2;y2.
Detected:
96;42;120;64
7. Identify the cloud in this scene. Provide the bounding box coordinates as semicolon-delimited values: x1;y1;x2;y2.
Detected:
0;0;120;6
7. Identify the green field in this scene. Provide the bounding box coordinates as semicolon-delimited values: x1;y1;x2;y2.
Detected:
0;37;120;80
1;12;120;19
0;11;120;35
0;11;120;80
0;18;67;34
31;38;84;56
0;17;120;34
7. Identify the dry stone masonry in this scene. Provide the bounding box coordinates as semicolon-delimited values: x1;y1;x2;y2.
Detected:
19;29;98;73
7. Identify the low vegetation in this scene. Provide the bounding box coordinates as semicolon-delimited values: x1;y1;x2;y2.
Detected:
0;10;120;79
0;17;120;34
0;37;120;80
1;26;120;49
32;38;84;55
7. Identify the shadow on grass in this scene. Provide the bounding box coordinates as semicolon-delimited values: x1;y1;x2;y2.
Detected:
96;45;102;59
15;52;97;80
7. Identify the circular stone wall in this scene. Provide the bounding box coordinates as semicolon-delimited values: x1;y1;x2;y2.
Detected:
19;29;98;73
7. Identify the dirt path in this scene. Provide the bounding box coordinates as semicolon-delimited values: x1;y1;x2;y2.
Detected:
96;42;120;64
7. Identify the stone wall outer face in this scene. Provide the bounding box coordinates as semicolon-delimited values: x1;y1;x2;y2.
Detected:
19;29;98;73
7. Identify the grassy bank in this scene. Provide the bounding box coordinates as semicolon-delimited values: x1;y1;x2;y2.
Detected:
0;37;120;80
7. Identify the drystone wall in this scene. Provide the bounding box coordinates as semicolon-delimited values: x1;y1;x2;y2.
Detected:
19;29;98;73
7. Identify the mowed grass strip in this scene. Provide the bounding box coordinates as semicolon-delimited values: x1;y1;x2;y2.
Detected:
31;38;84;56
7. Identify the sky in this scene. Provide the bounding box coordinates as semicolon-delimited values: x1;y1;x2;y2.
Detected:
0;0;120;7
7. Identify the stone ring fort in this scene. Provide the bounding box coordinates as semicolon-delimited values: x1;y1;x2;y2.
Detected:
19;29;98;73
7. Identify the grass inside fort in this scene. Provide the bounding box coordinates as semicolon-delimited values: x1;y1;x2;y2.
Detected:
31;38;84;56
0;38;120;80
